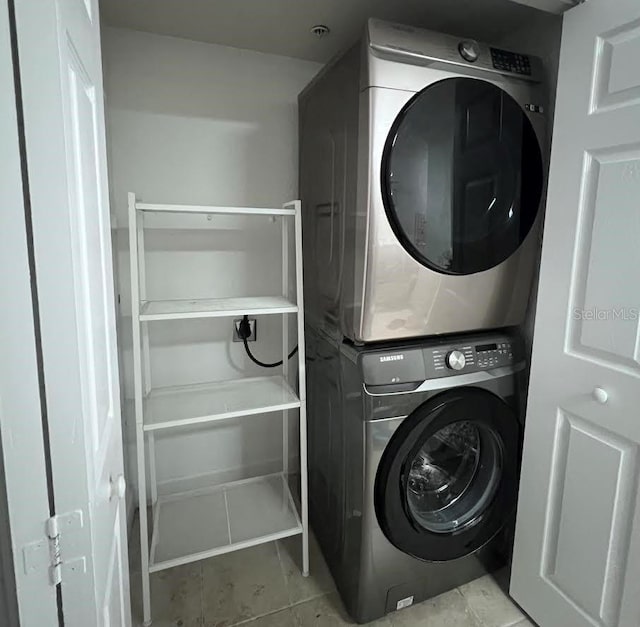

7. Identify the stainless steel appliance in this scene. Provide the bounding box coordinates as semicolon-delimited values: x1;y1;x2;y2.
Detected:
299;19;547;343
306;328;525;623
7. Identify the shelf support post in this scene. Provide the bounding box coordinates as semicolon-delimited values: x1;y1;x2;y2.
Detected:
129;192;152;624
137;211;159;523
290;199;309;577
282;213;289;480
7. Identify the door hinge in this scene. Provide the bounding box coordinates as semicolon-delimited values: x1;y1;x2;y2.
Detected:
46;515;64;585
22;510;86;585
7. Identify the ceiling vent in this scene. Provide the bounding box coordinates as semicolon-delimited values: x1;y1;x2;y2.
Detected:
310;24;330;38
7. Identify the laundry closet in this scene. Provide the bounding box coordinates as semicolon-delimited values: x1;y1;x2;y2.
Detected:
3;0;639;625
102;1;561;532
100;2;564;622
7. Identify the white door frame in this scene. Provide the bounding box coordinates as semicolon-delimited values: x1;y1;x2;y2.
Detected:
0;1;60;625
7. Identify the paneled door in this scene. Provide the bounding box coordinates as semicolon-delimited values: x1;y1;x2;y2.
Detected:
12;0;131;624
511;0;640;626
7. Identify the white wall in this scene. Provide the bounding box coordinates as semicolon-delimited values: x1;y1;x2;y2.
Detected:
102;27;320;514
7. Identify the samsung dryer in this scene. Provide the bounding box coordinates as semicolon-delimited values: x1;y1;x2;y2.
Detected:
306;328;525;623
299;19;547;343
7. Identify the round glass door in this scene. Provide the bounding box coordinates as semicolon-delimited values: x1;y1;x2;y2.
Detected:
381;77;543;275
406;420;502;534
374;388;519;561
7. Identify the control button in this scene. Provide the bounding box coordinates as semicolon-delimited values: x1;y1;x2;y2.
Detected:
446;350;466;370
458;40;480;63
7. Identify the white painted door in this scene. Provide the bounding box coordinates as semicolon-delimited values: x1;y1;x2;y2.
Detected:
511;1;640;626
0;2;57;625
12;0;131;624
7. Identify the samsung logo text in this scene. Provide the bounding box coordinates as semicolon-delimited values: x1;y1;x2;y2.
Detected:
380;354;404;362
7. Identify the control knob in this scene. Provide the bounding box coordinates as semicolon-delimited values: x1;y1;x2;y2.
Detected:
446;350;466;370
458;40;480;63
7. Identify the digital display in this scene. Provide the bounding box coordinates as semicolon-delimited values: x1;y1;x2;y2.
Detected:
490;47;532;76
476;343;498;352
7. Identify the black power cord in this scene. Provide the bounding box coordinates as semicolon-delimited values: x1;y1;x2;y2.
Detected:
239;315;298;368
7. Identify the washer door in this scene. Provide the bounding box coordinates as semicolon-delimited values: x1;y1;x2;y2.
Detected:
374;387;520;561
381;77;543;276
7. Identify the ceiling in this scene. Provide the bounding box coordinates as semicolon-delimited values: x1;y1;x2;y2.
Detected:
99;0;547;63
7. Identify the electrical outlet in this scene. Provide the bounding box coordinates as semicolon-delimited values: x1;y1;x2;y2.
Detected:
233;318;257;342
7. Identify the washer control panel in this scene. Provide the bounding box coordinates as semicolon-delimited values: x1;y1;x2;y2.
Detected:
474;341;513;368
359;333;522;388
432;345;475;371
426;336;518;377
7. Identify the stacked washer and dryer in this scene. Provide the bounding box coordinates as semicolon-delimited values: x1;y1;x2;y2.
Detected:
299;19;546;623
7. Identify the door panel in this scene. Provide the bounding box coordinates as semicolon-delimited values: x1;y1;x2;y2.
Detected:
591;20;640;112
567;147;640;371
14;0;130;624
66;39;115;463
511;1;640;626
103;508;128;626
542;412;637;625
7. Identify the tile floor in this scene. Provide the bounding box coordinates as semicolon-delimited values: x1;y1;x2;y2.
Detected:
129;523;534;627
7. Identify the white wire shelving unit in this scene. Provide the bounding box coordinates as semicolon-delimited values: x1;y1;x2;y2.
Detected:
128;193;309;626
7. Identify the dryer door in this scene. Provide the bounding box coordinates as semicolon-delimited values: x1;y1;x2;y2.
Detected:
375;386;520;561
381;77;543;276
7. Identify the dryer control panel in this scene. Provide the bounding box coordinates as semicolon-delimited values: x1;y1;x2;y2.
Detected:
490;47;532;76
358;332;523;388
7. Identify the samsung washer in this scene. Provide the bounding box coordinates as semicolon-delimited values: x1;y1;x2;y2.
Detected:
299;19;547;343
306;328;525;623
